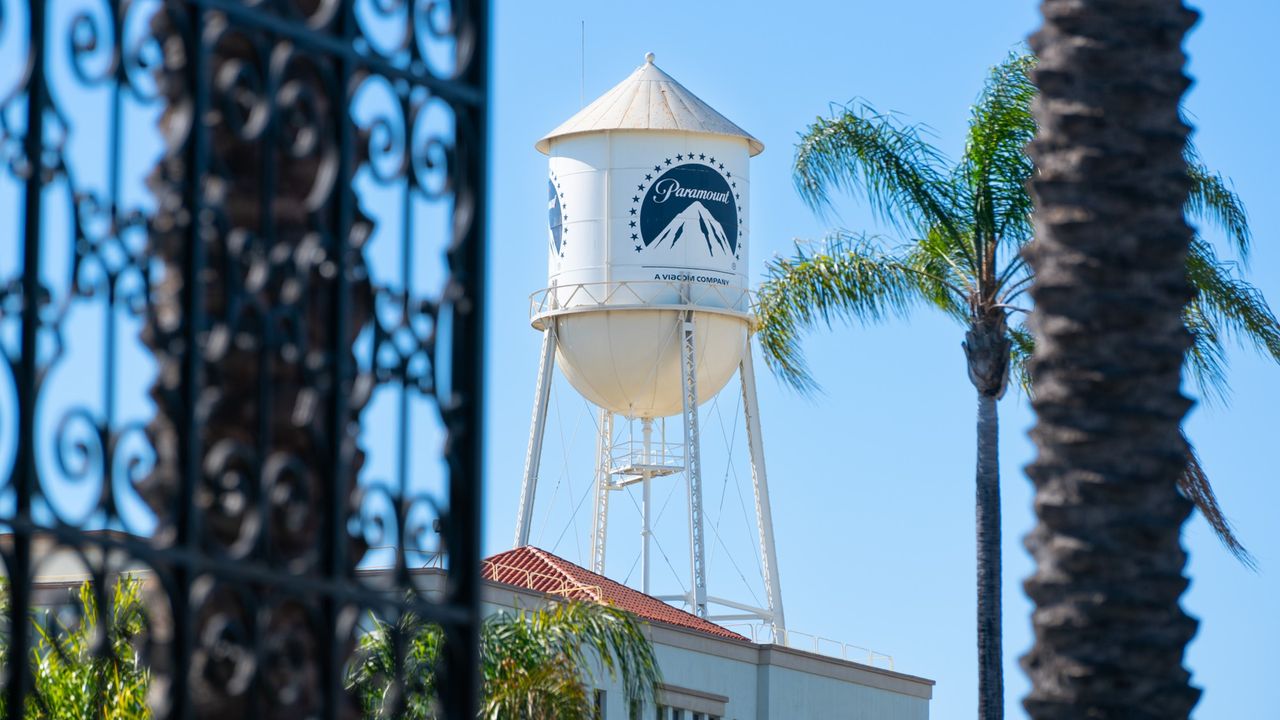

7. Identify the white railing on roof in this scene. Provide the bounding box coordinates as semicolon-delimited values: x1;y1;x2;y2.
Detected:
723;623;895;671
360;545;444;570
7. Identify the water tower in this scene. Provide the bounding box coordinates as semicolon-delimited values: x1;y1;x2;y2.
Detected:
514;53;783;630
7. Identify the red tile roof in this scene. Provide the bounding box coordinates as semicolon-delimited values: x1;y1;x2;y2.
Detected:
483;546;747;642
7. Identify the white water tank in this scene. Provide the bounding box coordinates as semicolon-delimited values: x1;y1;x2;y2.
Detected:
533;53;762;418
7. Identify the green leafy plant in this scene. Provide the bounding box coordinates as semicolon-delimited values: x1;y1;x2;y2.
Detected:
347;599;662;720
0;576;151;720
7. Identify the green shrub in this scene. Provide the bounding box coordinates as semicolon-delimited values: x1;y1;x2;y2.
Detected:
0;577;151;719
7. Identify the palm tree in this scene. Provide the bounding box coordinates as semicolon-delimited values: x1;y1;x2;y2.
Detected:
755;53;1275;719
347;599;661;719
1020;0;1203;716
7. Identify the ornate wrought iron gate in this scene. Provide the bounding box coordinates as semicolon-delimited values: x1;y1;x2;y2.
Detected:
0;1;487;717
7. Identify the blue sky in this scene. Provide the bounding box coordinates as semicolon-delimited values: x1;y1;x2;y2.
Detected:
484;1;1280;718
0;2;1273;718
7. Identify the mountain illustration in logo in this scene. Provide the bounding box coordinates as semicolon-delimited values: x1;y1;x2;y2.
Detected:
649;201;733;256
636;161;739;258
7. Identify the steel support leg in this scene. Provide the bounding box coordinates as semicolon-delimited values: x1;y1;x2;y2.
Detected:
514;324;557;548
590;409;613;574
741;345;786;630
641;417;654;594
680;312;708;618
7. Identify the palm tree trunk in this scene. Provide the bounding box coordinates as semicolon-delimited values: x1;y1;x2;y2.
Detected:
975;391;1003;720
965;315;1010;720
1023;0;1202;717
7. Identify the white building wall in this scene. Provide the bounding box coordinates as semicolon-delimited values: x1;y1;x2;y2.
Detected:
583;612;932;720
759;664;929;720
646;642;759;718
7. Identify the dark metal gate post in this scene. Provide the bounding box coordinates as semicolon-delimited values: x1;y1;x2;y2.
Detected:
1;1;489;717
443;2;489;714
7;1;48;715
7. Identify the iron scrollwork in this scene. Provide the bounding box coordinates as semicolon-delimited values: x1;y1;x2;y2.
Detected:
0;1;488;717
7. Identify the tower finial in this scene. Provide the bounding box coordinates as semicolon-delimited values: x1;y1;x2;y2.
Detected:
644;52;655;64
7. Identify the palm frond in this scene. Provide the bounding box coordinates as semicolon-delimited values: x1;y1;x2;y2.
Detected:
348;610;443;719
532;600;661;708
1185;237;1280;378
905;227;975;321
1180;433;1256;569
756;234;961;391
1185;145;1251;263
959;51;1038;259
350;600;661;719
1007;323;1035;395
482;615;589;720
1183;300;1230;405
794;102;965;244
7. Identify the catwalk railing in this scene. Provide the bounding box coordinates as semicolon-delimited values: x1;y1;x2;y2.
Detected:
0;1;488;717
529;279;756;329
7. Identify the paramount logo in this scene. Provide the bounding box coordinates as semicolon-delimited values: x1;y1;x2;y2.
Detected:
635;159;739;258
650;178;731;205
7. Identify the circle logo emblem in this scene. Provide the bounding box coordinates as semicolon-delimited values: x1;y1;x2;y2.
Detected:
548;171;566;256
633;156;739;258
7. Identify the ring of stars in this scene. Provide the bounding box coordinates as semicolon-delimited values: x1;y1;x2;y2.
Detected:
550;169;570;257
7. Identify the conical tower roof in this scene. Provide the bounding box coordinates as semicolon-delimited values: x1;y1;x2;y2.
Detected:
536;53;764;156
